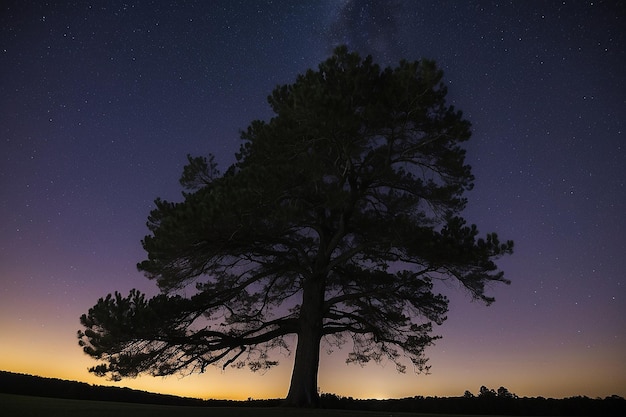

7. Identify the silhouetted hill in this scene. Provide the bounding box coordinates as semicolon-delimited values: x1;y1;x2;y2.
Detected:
0;370;209;406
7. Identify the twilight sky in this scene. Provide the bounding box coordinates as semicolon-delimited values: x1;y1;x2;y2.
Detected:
1;0;624;401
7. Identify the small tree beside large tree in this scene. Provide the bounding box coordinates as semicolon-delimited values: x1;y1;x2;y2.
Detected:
78;47;513;407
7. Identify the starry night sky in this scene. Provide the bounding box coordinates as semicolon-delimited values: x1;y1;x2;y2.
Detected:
1;0;625;401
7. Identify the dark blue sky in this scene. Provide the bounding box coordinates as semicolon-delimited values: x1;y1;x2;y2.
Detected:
1;0;624;399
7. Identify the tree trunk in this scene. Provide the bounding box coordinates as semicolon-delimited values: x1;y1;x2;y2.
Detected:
284;322;321;407
284;276;325;407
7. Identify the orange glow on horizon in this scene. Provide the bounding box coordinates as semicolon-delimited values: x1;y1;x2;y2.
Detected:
2;315;625;401
1;273;624;401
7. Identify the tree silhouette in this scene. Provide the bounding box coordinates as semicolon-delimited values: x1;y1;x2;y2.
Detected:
497;386;516;399
78;46;513;407
464;390;475;398
479;386;497;398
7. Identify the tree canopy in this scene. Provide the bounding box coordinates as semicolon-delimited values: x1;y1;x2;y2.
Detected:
78;46;513;407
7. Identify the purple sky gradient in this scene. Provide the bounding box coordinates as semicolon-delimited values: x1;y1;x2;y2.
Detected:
1;0;624;400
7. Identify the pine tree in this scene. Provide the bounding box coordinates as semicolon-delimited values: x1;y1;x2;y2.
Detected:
78;47;513;407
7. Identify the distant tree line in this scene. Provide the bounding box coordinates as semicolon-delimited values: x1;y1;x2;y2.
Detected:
319;387;625;416
1;371;624;416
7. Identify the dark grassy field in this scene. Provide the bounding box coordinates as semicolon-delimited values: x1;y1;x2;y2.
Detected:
1;393;494;417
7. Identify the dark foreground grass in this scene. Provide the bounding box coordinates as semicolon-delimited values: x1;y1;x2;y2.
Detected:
1;393;495;417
